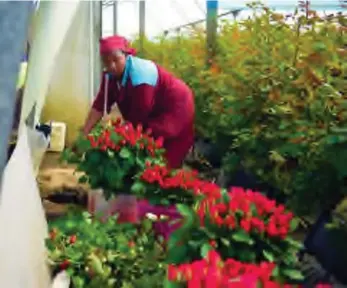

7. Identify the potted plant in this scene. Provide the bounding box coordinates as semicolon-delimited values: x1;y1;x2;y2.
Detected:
62;119;166;219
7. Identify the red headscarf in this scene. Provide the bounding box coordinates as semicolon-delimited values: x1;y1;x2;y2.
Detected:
99;35;137;55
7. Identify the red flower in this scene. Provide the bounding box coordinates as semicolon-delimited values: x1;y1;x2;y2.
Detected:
210;240;217;248
60;259;70;270
49;228;57;240
240;219;251;233
69;235;77;244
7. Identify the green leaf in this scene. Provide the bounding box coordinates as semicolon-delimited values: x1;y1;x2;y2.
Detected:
163;278;182;288
262;250;275;262
220;188;230;202
167;227;187;250
282;268;304;280
166;244;188;264
119;147;132;159
176;204;193;218
175;204;195;231
200;243;212;258
285;237;303;249
325;135;347;145
72;276;85;288
160;198;170;206
85;151;101;165
130;181;146;194
142;218;153;233
78;175;88;184
231;230;254;245
290;217;300;232
88;253;104;275
135;157;145;167
76;137;91;151
110;131;121;143
221;238;230;246
313;42;327;52
272;265;280;278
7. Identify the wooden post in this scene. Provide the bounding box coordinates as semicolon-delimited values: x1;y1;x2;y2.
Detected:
113;0;118;34
139;0;146;54
206;0;218;65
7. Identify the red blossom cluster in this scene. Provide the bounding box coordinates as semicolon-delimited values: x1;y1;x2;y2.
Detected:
168;250;278;288
197;187;294;239
86;118;164;156
168;250;332;288
140;164;221;199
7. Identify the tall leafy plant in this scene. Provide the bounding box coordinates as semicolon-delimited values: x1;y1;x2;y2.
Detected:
134;4;347;216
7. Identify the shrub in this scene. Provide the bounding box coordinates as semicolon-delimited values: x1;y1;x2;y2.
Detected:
134;4;347;216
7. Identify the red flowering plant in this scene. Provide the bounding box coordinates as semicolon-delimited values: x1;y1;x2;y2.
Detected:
132;164;204;206
62;118;166;199
130;165;215;241
166;250;331;288
166;186;304;284
46;210;166;288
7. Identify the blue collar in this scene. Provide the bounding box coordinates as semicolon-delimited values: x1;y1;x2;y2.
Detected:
121;56;131;87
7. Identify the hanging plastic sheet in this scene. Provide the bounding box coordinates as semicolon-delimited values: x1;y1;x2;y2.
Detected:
41;1;101;146
0;126;50;288
20;0;100;146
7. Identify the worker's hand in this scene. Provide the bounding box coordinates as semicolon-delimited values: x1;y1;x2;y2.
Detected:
101;114;113;126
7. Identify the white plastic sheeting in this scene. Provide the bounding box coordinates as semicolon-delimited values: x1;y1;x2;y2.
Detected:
21;1;79;128
41;1;101;146
102;0;208;38
21;1;101;145
0;1;100;287
0;127;50;288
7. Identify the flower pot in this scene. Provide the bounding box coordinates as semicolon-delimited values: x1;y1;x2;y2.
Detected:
137;200;182;239
87;189;138;223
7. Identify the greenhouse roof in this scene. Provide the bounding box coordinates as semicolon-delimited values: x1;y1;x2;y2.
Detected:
102;0;346;38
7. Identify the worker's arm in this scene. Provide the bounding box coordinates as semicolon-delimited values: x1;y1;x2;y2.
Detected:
82;108;103;135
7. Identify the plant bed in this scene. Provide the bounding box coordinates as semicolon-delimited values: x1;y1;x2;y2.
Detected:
54;110;336;287
47;210;166;288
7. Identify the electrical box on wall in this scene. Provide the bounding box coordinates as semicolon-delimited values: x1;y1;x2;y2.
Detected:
47;121;66;152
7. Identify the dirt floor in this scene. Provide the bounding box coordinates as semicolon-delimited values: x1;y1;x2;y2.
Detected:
38;108;123;218
38;152;90;218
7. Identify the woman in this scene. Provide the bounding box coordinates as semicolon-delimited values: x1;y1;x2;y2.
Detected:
83;35;195;169
83;35;195;223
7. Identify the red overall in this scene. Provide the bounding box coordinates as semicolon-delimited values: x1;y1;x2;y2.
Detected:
92;58;195;168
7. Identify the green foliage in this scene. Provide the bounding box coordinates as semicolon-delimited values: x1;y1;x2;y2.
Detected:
166;196;303;283
134;5;347;217
62;121;166;200
47;210;166;288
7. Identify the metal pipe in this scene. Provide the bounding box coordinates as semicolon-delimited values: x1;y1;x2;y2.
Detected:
113;0;118;34
206;0;218;63
139;0;146;53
